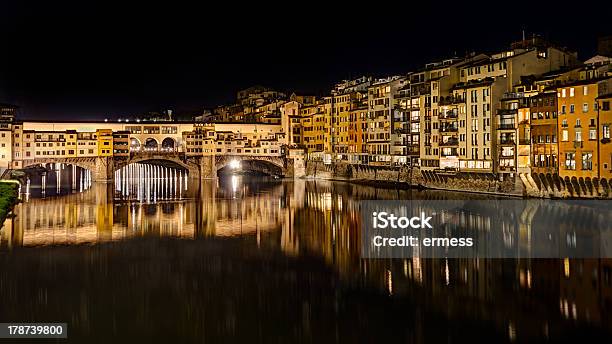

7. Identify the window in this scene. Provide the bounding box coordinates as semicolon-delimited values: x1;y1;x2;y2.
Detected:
575;131;582;142
570;104;575;113
604;125;611;139
561;89;567;98
570;88;575;97
603;101;611;111
565;152;576;170
561;105;566;114
589;129;597;140
583;103;589;113
562;130;569;141
582;152;593;170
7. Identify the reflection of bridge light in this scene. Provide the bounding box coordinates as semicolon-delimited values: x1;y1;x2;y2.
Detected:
231;175;239;193
229;160;241;170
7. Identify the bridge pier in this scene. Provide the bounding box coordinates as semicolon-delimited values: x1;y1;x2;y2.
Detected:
285;149;306;178
93;156;115;183
200;155;217;179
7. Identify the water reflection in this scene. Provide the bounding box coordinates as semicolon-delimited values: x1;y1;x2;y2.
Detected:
21;163;92;200
114;163;189;202
0;169;611;342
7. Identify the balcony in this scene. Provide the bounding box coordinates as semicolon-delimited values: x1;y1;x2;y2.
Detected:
439;111;458;120
439;139;459;146
439;96;465;105
574;141;583;148
498;123;516;130
441;150;458;157
407;146;419;155
497;109;517;116
499;139;515;145
440;126;458;133
502;92;526;100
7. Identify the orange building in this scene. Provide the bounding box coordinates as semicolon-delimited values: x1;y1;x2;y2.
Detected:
598;93;612;179
558;78;605;181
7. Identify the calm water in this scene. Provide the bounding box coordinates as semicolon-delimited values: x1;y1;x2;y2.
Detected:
1;164;611;343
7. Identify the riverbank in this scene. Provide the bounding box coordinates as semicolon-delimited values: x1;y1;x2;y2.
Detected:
0;181;19;227
304;161;526;198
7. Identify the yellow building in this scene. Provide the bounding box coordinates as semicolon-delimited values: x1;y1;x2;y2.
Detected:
300;102;325;154
96;129;113;157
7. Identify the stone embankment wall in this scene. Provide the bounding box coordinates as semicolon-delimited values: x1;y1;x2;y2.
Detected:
306;160;612;198
308;159;612;198
305;160;524;197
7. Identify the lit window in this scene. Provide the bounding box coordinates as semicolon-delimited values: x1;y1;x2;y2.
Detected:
570;88;575;97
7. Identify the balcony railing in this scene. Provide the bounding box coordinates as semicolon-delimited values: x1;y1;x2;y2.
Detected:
439;96;465;105
440;127;458;133
439;139;459;146
498;124;516;130
499;139;515;145
439;112;458;120
502;92;527;100
497;109;518;116
574;141;583;148
441;150;458;157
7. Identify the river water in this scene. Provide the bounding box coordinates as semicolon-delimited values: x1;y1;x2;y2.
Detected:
0;164;611;343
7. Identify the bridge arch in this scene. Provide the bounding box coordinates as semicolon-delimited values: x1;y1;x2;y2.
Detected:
21;159;96;173
144;138;159;152
215;155;286;176
130;138;141;152
114;155;200;177
161;137;176;152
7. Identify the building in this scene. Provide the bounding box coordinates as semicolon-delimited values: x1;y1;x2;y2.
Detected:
0;104;17;172
529;91;559;175
366;76;405;165
557;77;612;181
598;93;612;179
112;131;130;157
97;129;113;157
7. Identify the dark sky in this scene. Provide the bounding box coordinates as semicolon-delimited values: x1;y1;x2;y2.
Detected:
1;1;611;120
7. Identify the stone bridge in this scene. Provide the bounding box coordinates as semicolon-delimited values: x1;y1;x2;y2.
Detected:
20;151;305;182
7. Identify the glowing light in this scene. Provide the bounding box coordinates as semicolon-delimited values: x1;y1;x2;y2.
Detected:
229;160;241;169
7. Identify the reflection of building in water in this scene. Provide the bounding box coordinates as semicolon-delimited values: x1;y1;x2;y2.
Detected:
560;258;612;328
287;182;612;341
1;183;197;246
1;175;291;247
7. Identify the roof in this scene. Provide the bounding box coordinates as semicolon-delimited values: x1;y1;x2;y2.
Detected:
544;76;612;90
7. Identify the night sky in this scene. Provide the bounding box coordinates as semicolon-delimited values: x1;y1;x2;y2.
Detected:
1;1;611;120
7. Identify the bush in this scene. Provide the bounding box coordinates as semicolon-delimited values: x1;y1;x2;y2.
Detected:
0;182;19;226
